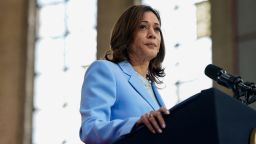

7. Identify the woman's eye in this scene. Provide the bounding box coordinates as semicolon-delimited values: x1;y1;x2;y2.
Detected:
139;25;147;30
155;27;161;32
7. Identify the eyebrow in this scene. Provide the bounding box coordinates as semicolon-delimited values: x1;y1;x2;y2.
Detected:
140;20;160;26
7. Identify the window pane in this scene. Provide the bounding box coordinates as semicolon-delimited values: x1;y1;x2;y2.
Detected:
34;0;97;143
37;0;65;5
67;0;97;33
35;38;65;73
37;3;66;38
65;32;97;68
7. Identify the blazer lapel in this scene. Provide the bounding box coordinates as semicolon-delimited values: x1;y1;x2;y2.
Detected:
152;83;165;107
118;61;158;110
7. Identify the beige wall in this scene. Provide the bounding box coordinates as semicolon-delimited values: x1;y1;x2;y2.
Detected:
210;0;238;95
0;0;28;143
97;0;138;59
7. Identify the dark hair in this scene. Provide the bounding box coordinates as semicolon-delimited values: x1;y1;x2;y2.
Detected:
105;5;165;84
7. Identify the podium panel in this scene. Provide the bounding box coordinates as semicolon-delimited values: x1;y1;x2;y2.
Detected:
115;88;256;144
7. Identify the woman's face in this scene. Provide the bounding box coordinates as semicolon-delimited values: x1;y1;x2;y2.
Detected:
129;11;161;62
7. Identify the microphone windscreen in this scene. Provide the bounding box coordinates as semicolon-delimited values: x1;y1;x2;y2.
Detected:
204;64;223;81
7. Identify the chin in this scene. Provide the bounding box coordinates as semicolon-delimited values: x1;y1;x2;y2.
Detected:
143;49;159;60
151;51;159;57
147;54;158;60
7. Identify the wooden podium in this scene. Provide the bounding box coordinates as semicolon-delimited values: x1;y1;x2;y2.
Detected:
114;88;256;144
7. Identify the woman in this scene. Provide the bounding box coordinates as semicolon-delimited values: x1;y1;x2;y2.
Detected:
80;5;170;144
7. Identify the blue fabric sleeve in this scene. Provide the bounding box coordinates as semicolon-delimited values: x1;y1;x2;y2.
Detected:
79;60;139;144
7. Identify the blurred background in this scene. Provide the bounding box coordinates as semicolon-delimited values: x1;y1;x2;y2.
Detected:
0;0;256;143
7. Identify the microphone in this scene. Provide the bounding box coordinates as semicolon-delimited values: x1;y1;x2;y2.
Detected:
204;64;256;104
204;64;251;92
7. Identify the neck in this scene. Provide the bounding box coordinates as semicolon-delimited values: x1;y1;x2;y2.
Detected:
130;60;149;78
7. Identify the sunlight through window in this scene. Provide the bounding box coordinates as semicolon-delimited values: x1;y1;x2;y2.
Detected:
33;0;97;143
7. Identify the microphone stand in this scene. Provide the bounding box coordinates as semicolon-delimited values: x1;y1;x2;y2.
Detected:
244;82;256;104
232;79;256;105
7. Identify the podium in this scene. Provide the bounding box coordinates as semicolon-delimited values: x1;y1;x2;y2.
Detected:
115;88;256;144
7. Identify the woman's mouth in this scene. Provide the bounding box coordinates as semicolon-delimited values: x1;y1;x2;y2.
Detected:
145;43;157;47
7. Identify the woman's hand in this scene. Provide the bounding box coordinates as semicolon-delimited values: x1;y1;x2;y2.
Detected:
136;107;170;134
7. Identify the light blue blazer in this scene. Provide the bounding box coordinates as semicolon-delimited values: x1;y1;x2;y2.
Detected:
80;60;165;144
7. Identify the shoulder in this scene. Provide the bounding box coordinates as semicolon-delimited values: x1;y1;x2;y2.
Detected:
89;60;117;68
85;60;121;77
86;60;117;71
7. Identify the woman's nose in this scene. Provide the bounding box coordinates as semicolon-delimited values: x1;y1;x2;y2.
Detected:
147;28;156;39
